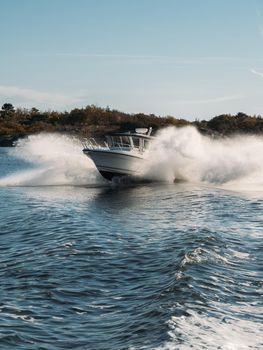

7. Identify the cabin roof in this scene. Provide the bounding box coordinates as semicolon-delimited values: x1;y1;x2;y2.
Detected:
108;132;153;139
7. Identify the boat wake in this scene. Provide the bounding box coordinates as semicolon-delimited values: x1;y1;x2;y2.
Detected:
142;126;263;191
156;307;263;350
0;133;104;187
1;127;263;190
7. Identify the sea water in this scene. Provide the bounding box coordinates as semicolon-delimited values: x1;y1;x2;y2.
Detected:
0;128;262;349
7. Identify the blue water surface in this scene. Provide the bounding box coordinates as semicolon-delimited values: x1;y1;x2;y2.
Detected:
0;147;262;350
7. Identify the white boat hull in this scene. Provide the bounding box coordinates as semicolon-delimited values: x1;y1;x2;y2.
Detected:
83;149;145;180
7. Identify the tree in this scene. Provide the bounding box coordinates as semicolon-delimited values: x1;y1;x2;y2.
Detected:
2;103;15;112
31;107;39;114
0;103;15;118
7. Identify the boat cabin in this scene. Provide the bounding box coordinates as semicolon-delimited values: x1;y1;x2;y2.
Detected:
105;128;152;153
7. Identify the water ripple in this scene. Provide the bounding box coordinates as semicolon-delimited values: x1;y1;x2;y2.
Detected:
0;148;262;349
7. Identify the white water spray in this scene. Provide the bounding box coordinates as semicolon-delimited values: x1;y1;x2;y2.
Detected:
155;307;263;350
143;126;263;189
1;128;263;189
0;133;102;186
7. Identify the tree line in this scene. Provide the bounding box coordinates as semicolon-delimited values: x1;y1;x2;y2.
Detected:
1;103;263;145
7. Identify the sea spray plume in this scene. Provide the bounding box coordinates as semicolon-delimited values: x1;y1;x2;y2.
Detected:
199;135;263;185
0;133;101;186
142;126;206;182
143;126;263;186
198;134;263;186
2;129;263;188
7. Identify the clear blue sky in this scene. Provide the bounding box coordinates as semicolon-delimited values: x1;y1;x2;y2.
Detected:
1;0;263;120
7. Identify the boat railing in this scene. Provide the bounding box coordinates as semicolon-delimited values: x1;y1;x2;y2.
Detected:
82;139;147;153
82;138;109;150
82;138;135;151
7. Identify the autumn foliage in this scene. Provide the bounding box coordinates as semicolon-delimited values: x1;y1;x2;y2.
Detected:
1;103;263;145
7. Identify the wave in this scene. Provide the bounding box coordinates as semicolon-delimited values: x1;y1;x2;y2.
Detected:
155;308;263;350
0;133;103;187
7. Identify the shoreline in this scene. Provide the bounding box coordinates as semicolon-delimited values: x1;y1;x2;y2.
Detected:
0;135;20;147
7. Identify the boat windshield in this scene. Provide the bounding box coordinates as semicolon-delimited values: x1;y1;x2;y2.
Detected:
106;135;131;148
106;134;150;152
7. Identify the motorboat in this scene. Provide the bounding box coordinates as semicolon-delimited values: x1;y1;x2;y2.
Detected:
82;127;153;181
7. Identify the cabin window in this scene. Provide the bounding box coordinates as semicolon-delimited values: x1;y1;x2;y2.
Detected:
112;136;121;147
143;140;149;149
120;136;131;147
132;137;140;148
106;136;113;147
107;136;131;148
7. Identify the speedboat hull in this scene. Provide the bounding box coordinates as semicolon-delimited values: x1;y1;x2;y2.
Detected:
82;127;153;181
83;149;145;180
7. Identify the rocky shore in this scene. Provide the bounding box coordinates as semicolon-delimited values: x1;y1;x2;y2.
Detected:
0;135;21;147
